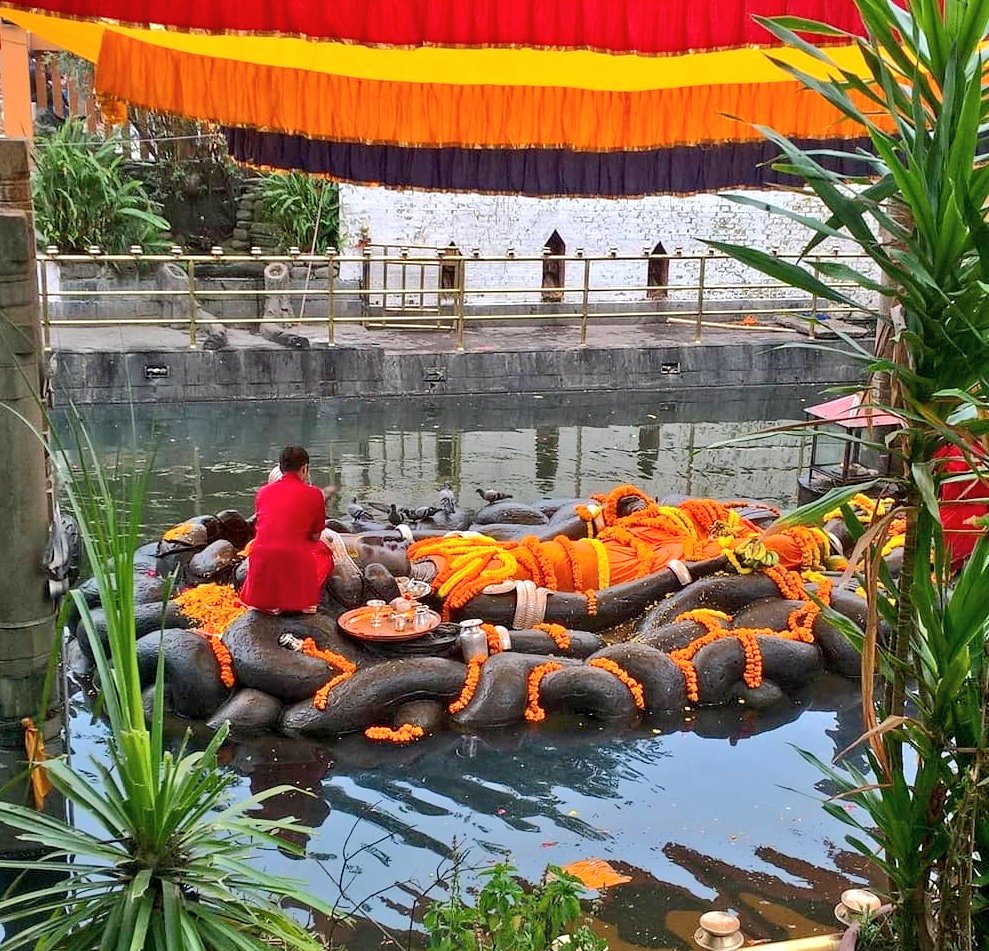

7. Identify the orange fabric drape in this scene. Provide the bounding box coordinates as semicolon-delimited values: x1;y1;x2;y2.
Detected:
97;32;882;149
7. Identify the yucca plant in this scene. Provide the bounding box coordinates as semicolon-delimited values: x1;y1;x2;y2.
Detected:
711;1;989;949
0;400;334;950
258;172;340;252
32;120;170;252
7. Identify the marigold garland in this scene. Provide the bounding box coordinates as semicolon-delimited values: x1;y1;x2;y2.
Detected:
575;504;599;536
162;521;197;542
365;723;425;744
300;637;358;711
598;485;654;526
525;662;563;722
680;498;732;537
588;658;646;710
194;630;235;688
669;564;834;703
174;583;248;636
586;538;611;589
533;622;571;651
482;623;504;654
738;632;763;688
583;589;598;618
448;657;486;714
408;537;519;620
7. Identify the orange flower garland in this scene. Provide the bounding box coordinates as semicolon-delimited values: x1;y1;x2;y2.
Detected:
583;589;598;618
586;538;611;589
589;658;646;710
448;657;486;714
533;622;571;651
482;623;504;654
669;565;834;703
408;537;519;620
300;637;358;711
575;504;599;536
194;630;236;688
525;662;563;722
365;723;425;744
680;498;732;536
162;521;196;542
174;584;248;636
599;485;654;526
738;632;762;688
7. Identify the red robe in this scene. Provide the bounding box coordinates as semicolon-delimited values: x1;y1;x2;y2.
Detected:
240;472;334;612
935;443;989;571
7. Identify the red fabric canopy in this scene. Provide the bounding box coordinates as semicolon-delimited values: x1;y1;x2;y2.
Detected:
2;0;865;52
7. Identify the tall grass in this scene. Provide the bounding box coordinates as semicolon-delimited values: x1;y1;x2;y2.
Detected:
33;120;170;252
0;400;334;950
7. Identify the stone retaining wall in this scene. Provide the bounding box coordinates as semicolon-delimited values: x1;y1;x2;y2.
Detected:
53;337;862;405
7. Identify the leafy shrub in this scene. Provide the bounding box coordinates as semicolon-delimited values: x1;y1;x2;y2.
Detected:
32;119;170;252
423;862;606;951
259;172;340;252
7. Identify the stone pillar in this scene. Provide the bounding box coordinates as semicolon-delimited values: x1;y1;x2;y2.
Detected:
0;140;56;747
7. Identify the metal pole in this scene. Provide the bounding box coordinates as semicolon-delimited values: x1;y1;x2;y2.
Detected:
809;257;820;339
695;255;707;344
327;253;336;347
187;259;197;350
39;255;51;352
456;255;466;352
579;257;591;347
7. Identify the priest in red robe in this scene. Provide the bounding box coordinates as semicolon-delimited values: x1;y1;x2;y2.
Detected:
240;446;334;614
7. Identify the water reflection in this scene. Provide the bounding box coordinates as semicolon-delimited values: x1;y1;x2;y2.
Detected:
64;386;815;534
193;677;869;950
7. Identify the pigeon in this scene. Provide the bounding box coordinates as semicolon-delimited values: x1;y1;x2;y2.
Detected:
477;488;513;505
439;483;456;514
402;505;442;522
347;497;370;521
386;504;405;527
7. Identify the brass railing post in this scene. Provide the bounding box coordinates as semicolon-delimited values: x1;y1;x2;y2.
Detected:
455;254;466;352
38;254;51;352
695;255;707;343
326;250;337;347
187;259;197;350
579;255;591;347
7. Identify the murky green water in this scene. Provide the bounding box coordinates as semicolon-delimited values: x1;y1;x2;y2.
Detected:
18;386;873;950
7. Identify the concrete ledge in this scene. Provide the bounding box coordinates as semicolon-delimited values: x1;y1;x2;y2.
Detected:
52;336;863;404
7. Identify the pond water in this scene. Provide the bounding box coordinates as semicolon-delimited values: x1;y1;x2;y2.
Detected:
37;386;874;949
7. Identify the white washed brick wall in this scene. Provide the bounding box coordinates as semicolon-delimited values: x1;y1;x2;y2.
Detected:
337;186;872;309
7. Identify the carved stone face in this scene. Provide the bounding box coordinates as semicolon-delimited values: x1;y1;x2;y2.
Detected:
351;538;411;576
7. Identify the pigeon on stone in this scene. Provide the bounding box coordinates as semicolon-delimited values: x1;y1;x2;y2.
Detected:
386;504;405;527
347;497;371;521
477;488;513;505
439;483;457;514
402;505;442;522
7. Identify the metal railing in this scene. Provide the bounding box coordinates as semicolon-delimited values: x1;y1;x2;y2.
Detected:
37;245;876;352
